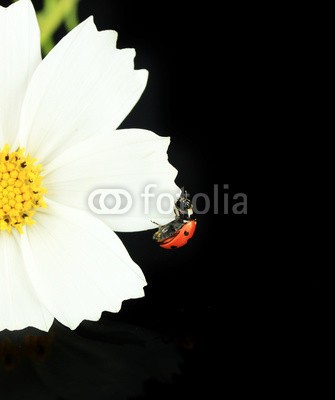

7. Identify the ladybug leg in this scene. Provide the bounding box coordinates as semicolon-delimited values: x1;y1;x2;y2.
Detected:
187;206;194;218
151;220;161;227
174;206;180;218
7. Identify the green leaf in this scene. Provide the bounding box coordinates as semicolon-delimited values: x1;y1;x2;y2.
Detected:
37;0;81;54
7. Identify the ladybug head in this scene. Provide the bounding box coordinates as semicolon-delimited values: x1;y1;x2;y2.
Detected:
175;189;193;219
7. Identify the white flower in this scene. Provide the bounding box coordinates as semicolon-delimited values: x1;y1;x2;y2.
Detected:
0;0;179;332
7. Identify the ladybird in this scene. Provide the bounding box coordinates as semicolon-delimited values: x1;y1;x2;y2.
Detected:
153;190;197;249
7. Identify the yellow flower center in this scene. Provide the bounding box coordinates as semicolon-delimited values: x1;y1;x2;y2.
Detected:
0;145;47;234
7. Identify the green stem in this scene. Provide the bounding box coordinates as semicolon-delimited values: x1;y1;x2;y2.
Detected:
65;3;80;31
44;0;58;13
42;36;56;55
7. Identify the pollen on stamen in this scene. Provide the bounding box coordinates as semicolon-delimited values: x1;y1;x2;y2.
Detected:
0;144;47;234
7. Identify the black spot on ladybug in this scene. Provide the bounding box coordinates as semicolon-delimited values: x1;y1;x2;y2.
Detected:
171;246;178;249
184;231;189;236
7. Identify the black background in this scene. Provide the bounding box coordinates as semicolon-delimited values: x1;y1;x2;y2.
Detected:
78;1;257;396
0;1;265;398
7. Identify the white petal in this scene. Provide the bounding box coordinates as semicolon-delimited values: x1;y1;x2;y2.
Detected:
0;0;41;145
20;199;146;330
16;17;148;164
0;232;53;332
43;129;180;232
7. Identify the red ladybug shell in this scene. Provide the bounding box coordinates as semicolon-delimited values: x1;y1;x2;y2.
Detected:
160;220;197;249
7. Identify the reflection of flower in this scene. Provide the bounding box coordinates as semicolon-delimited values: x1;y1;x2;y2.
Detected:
0;0;178;332
0;321;182;398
